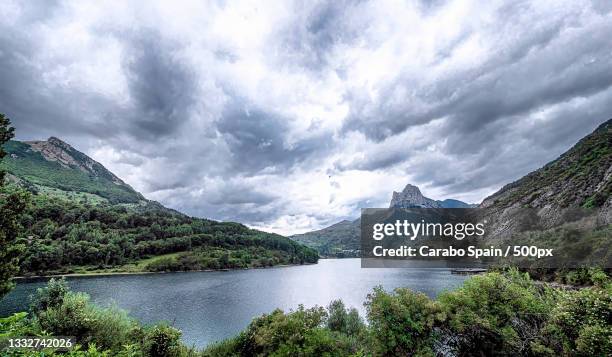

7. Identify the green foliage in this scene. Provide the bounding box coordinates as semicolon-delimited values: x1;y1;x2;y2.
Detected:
3;272;611;357
0;114;30;299
0;312;31;338
203;270;611;356
0;279;198;356
325;300;364;336
437;269;553;355
15;194;317;275
365;286;442;356
143;324;183;357
0;187;28;298
205;305;359;357
32;285;136;351
30;277;69;312
545;285;612;355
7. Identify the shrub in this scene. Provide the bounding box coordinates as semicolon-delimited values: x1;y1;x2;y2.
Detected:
203;305;357;357
0;312;33;337
143;324;183;357
30;277;69;312
31;279;137;352
365;286;442;356
437;270;553;356
546;285;612;355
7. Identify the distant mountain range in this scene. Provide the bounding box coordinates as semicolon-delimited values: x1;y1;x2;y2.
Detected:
291;184;473;256
292;118;612;257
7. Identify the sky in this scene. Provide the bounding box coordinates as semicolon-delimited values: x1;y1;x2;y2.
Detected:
1;0;612;235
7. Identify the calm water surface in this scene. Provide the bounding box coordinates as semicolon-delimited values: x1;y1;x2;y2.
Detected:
0;259;468;347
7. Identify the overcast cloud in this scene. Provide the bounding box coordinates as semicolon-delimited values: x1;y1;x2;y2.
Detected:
1;0;612;235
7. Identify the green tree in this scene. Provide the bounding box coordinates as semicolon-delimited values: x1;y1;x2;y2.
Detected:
0;113;29;299
326;299;365;336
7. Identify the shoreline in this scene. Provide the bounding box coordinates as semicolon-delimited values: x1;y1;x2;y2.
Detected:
14;262;318;281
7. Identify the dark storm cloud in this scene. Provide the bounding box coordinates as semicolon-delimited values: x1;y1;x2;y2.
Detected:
342;5;610;143
338;1;612;197
275;0;361;71
0;1;102;144
121;30;199;140
207;187;276;206
217;101;333;175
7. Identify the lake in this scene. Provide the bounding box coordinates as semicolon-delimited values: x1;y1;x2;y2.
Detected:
0;258;469;348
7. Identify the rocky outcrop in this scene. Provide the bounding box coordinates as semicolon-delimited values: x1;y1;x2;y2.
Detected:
25;137;126;186
389;184;442;208
5;137;144;203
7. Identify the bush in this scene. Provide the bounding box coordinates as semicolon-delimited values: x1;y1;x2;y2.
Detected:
203;305;358;357
34;291;136;351
7;271;611;357
437;269;553;356
30;277;69;312
365;286;442;356
546;285;612;355
143;324;183;357
29;278;137;352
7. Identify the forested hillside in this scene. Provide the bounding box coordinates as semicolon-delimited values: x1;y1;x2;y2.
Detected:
0;137;318;276
16;192;318;275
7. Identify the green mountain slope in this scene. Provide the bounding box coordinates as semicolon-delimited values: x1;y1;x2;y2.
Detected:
2;138;144;204
291;219;361;257
1;137;318;275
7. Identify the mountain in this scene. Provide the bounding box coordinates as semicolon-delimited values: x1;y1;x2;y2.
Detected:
482;118;612;227
390;184;441;208
475;119;612;269
1;137;318;275
290;219;361;257
291;185;472;256
2;137;143;204
390;184;475;209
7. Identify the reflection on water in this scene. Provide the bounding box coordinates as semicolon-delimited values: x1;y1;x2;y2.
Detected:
0;258;468;347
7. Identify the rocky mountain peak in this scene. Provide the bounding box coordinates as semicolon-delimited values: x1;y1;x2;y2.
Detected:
400;184;422;195
390;184;442;208
47;136;72;150
23;137;127;186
